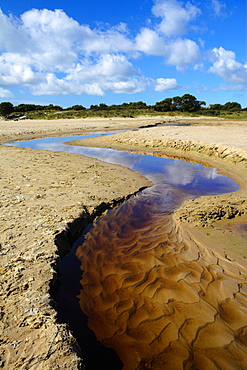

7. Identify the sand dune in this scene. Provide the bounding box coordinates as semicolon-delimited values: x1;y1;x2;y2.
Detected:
76;185;247;369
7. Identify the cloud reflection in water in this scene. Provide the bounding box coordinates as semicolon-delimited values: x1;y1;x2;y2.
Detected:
6;133;239;197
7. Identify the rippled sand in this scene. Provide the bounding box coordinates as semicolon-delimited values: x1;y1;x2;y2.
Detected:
76;185;247;369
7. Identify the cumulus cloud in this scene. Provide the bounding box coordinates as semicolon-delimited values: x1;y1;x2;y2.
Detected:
0;8;146;96
135;28;166;55
31;54;147;96
0;54;42;86
134;27;201;70
66;54;139;82
32;74;105;96
0;10;29;53
0;87;14;98
154;78;178;91
1;5;243;99
20;9;135;59
209;47;247;85
152;0;200;36
104;79;147;94
166;38;201;71
0;7;207;97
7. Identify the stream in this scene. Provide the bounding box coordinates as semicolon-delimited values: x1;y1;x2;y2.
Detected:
5;131;240;369
5;131;239;196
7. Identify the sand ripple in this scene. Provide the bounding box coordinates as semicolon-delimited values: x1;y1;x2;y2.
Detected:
76;185;247;369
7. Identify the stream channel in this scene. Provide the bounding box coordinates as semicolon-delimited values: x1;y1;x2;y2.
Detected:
6;131;239;369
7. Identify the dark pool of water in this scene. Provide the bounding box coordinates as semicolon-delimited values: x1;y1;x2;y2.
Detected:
54;225;124;369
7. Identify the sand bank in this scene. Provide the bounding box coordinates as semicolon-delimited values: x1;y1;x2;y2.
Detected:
0;116;247;369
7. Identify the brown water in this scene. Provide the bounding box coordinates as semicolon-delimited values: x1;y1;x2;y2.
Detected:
76;185;247;369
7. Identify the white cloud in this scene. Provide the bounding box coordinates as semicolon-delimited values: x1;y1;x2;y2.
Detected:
0;7;205;98
155;78;178;91
135;27;201;71
209;47;247;85
2;6;244;99
0;9;146;97
31;73;105;96
211;0;227;17
0;54;42;86
1;9;135;71
219;84;247;91
152;0;200;36
195;82;247;94
135;28;166;55
0;10;29;53
80;27;134;54
0;87;14;98
31;54;147;96
166;38;201;71
66;54;139;82
33;75;147;96
104;79;147;94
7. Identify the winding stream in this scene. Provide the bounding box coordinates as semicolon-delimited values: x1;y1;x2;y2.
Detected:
5;131;239;196
6;132;247;370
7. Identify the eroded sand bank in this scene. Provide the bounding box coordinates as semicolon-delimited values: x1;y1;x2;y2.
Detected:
0;116;247;369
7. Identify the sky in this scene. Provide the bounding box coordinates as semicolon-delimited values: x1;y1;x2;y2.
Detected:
0;0;246;108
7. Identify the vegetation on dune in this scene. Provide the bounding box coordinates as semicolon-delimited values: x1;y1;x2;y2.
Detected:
0;94;246;120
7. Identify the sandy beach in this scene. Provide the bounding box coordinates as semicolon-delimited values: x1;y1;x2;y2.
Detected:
0;116;247;369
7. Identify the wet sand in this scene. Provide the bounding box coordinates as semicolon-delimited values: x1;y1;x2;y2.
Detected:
76;186;247;369
0;116;247;369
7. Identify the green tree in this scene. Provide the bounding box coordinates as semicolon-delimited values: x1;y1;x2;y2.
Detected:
172;96;183;110
0;102;14;118
14;104;45;112
90;104;100;110
154;98;173;112
223;102;242;111
129;101;147;109
209;104;223;110
45;104;63;111
68;104;86;111
180;94;206;112
99;103;108;110
154;95;206;112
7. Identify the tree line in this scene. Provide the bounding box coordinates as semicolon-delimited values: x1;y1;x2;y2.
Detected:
0;94;244;118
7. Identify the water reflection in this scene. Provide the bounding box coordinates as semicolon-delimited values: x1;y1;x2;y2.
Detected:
5;132;239;196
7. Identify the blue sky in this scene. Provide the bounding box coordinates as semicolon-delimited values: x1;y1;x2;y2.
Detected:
0;0;246;108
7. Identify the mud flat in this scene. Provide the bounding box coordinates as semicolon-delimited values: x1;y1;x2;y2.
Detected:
0;116;247;369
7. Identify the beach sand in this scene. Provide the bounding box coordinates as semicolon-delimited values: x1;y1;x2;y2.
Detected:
0;116;246;369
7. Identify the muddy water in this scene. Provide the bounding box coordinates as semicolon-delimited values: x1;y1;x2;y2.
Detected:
76;185;247;369
6;133;247;369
